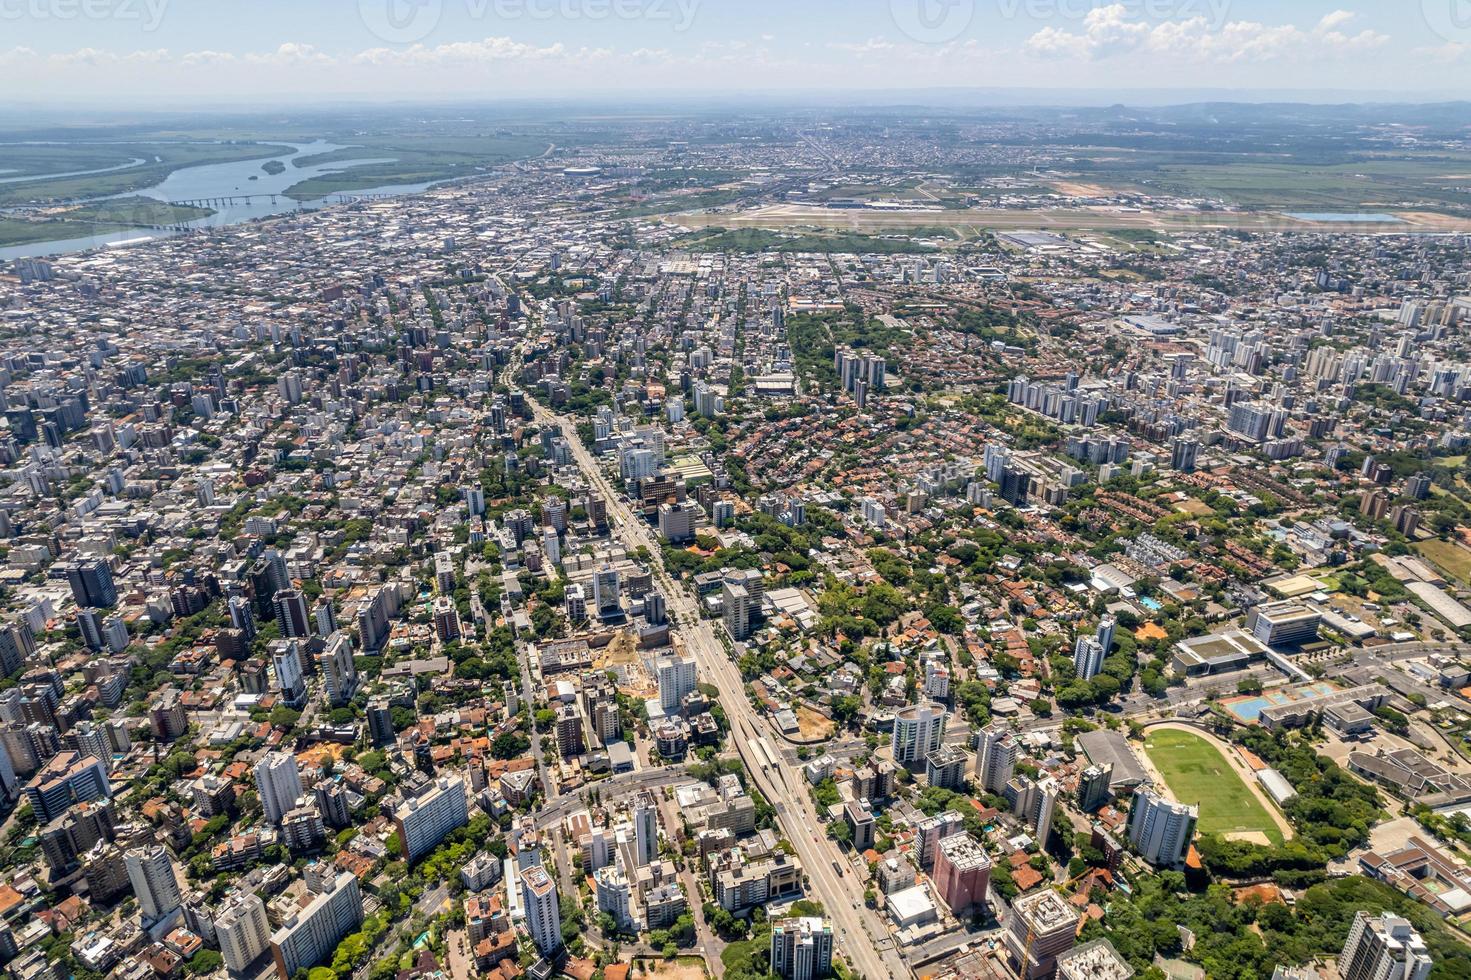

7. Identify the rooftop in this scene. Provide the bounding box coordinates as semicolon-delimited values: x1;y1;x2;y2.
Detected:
1057;939;1135;980
1013;890;1080;933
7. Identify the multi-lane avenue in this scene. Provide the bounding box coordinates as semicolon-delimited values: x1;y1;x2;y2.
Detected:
527;396;908;980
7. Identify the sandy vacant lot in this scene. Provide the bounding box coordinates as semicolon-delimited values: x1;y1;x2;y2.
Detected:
631;959;709;980
796;704;836;741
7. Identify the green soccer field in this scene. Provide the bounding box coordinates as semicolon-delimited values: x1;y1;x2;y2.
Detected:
1143;728;1285;847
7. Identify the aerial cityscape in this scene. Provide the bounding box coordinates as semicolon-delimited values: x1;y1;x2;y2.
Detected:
1;3;1470;980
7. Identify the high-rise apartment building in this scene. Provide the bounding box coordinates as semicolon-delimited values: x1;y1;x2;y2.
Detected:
316;631;357;707
1013;775;1059;849
1076;764;1114;813
770;917;833;980
1004;890;1080;980
393;776;469;863
1127;785;1198;867
124;845;182;922
66;559;117;609
521;865;562;956
933;834;992;918
254;751;303;825
24;750;110;823
269;873;363;980
722;581;751;640
633;791;659;868
891;702;946;765
656;655;697;713
976;724;1017;796
1073;636;1104;682
272;589;310;640
1339;911;1432;980
271;641;307;709
0;621;36;678
217;894;272;974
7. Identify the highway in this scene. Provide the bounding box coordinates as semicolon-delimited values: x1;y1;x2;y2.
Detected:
527;395;908;980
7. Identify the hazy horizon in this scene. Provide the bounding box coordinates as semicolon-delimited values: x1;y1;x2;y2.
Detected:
4;0;1468;105
4;87;1470;119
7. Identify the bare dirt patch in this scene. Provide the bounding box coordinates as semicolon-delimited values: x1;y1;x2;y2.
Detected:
595;629;641;669
597;629;656;699
1050;180;1114;197
796;705;836;741
633;959;710;980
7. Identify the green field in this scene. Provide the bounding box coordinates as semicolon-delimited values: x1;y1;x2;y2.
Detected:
0;143;145;178
610;188;750;219
1138;159;1471;212
0;197;213;248
1416;539;1471;585
281;135;550;200
1142;727;1285;846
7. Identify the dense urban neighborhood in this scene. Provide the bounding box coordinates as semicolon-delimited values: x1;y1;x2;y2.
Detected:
1;105;1470;980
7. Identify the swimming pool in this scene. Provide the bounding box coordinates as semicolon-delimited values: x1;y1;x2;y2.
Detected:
1222;681;1341;722
1223;695;1275;723
1139;597;1163;612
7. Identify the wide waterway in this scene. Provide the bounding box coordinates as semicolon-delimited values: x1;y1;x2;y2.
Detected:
0;140;443;261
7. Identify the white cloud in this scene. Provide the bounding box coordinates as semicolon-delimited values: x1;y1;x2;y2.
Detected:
826;38;897;56
1415;41;1470;63
8;36;576;73
179;50;238;66
1024;6;1388;64
244;43;334;66
0;14;1424;100
351;36;594;68
821;36;1002;66
48;48;120;66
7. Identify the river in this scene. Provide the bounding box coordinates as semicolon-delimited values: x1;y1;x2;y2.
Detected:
0;140;444;261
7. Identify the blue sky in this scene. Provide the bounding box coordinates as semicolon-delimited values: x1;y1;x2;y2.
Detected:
4;0;1468;103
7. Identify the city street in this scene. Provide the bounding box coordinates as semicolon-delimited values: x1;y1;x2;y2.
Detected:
529;397;909;980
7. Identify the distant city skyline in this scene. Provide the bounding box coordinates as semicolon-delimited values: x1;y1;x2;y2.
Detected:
3;1;1468;104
